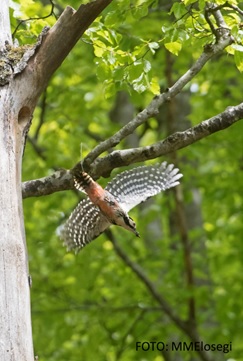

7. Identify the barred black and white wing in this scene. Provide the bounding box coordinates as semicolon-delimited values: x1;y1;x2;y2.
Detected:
59;162;182;252
60;199;110;251
106;162;182;212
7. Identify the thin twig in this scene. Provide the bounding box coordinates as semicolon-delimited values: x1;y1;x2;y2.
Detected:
115;310;146;361
227;3;243;16
27;136;46;160
34;89;47;140
83;34;232;169
174;185;196;325
106;229;188;332
164;51;196;328
12;0;56;38
90;102;243;176
22;102;243;198
107;230;213;361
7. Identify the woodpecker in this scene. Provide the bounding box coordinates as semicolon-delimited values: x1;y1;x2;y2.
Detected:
73;171;139;237
60;162;183;252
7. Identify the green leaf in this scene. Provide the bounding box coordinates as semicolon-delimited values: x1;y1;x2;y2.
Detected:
148;41;160;54
232;44;243;52
18;1;243;359
143;59;151;73
132;73;148;93
96;62;112;81
215;0;227;4
234;50;243;72
133;81;147;93
113;67;125;81
104;11;120;26
184;0;198;5
93;40;106;57
149;77;160;95
164;41;182;56
169;2;187;19
127;61;144;81
131;3;148;19
198;0;206;10
104;81;116;98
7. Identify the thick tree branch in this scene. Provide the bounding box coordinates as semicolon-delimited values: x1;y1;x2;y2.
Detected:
22;9;234;198
32;0;113;93
7;0;113;111
91;103;243;175
83;33;233;169
22;169;73;199
22;103;243;198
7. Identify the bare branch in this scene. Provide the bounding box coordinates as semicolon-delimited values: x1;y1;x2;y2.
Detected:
91;103;243;176
22;169;73;199
83;34;233;169
34;89;47;140
26;136;46;160
10;0;113;107
22;103;243;199
107;230;188;332
21;6;235;198
174;185;196;326
115;310;146;360
227;3;243;17
108;230;213;361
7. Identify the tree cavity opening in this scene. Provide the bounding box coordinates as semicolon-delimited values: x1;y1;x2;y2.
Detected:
18;106;31;127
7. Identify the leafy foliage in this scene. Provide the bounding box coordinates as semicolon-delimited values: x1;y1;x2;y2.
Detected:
10;0;243;360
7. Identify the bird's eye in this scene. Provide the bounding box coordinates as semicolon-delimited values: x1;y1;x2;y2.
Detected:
129;217;136;229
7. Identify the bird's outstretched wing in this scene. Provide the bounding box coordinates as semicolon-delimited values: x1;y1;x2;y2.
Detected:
60;199;110;252
59;162;182;251
105;162;183;212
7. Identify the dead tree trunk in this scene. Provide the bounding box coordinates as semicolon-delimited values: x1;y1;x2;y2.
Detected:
0;1;112;359
0;2;34;359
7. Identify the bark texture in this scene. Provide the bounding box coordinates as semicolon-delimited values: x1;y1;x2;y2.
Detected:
0;90;34;360
22;102;243;199
0;1;112;360
0;3;34;359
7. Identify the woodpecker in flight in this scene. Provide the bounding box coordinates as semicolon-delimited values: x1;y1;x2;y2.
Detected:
60;162;183;252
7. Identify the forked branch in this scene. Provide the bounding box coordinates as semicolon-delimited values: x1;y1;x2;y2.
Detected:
83;33;233;169
22;103;243;199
